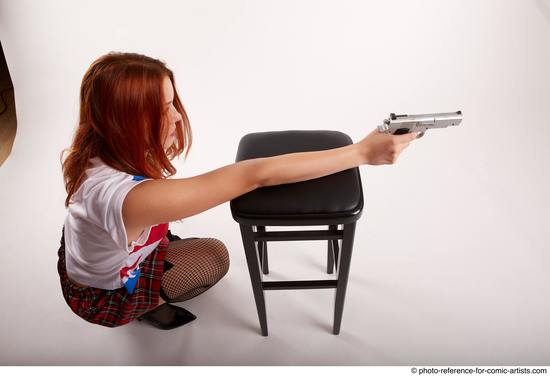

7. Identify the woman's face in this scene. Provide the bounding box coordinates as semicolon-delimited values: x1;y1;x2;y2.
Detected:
161;75;183;151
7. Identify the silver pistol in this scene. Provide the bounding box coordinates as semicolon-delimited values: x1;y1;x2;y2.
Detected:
377;110;463;138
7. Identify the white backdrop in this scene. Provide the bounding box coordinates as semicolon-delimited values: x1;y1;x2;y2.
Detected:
0;0;549;366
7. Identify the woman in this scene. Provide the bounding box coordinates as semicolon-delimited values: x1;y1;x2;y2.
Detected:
58;51;418;330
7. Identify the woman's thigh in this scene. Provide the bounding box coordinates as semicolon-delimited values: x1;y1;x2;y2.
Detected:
160;237;230;302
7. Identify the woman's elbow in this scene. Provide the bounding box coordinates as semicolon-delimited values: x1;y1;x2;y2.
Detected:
238;157;266;190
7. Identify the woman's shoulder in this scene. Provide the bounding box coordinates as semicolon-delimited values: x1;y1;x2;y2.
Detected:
87;157;134;179
71;157;150;206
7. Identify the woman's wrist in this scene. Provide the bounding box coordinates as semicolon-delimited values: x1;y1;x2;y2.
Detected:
354;141;370;165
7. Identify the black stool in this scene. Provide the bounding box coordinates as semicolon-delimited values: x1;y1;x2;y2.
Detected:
230;130;364;336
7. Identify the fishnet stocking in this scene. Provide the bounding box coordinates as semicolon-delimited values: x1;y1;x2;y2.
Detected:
160;237;230;303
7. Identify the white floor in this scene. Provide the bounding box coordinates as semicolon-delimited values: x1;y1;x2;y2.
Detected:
1;198;549;365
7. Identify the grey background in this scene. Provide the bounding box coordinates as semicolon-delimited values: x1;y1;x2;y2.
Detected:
0;0;549;366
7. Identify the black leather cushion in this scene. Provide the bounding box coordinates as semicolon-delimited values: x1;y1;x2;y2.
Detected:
230;130;363;221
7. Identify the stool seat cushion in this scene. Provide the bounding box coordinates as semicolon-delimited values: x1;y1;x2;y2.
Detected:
230;130;363;221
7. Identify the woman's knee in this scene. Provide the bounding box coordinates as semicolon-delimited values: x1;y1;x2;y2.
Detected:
203;238;230;278
161;237;230;297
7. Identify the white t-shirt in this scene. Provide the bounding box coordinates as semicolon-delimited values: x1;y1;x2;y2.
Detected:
63;157;168;293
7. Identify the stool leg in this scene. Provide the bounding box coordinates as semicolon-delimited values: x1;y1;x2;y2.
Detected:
333;238;340;273
327;225;337;274
240;224;268;336
256;226;263;269
258;225;269;274
333;221;356;335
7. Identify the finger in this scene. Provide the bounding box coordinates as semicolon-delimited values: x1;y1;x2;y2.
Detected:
394;131;419;143
395;143;410;155
400;142;411;150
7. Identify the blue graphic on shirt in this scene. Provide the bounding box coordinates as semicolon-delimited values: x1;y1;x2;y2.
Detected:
132;175;146;181
123;268;140;294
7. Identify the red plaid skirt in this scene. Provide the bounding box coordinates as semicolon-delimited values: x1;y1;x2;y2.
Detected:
57;226;168;328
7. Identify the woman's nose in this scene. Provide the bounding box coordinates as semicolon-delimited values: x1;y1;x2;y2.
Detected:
172;111;182;123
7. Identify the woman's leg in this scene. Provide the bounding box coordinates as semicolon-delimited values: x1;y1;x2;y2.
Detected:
160;237;230;303
156;296;166;307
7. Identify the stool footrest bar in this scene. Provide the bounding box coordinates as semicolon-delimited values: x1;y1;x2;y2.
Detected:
262;280;337;290
254;229;343;242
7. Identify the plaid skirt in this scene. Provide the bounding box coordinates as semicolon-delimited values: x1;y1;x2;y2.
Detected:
57;226;168;328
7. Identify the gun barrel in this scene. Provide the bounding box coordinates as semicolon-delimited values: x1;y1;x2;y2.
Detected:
379;110;462;134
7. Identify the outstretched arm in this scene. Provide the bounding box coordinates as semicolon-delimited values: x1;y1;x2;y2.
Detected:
122;127;418;241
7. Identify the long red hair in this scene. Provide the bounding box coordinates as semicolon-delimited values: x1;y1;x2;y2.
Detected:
61;51;192;207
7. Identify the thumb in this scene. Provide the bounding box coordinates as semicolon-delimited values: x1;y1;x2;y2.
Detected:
395;131;419;142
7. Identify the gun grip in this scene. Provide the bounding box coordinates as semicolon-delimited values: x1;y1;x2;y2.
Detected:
393;128;410;135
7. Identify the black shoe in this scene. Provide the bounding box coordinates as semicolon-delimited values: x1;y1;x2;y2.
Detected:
166;230;182;242
137;303;196;330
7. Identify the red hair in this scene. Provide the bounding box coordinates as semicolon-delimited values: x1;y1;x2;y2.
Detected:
61;51;192;207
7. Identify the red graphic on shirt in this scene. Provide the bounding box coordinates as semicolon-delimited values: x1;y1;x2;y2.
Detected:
119;255;142;281
128;223;169;255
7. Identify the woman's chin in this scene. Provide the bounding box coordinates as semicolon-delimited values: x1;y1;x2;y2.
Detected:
164;141;176;153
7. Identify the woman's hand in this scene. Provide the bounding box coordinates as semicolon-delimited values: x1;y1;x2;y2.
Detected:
358;128;419;165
